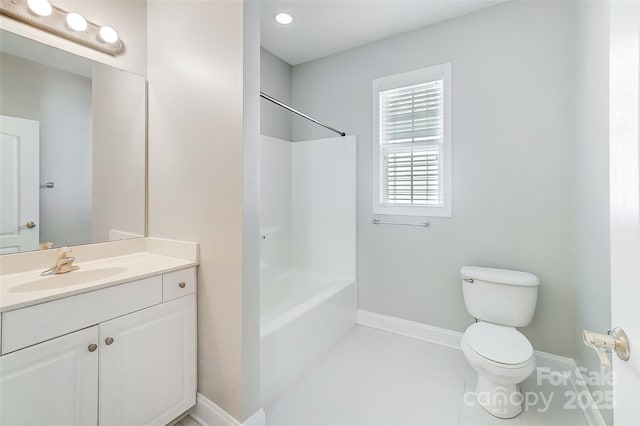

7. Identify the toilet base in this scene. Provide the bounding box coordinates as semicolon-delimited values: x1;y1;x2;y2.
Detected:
475;376;523;419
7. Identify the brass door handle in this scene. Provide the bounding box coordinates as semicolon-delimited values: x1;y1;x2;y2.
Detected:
19;221;37;229
583;327;630;370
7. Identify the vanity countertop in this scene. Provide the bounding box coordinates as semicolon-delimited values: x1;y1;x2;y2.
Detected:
0;251;197;313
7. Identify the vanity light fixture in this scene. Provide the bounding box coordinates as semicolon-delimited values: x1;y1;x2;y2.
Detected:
26;0;51;17
65;12;87;32
0;0;125;56
275;12;293;25
98;26;118;44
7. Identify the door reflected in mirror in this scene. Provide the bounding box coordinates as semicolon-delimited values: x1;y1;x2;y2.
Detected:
0;30;146;254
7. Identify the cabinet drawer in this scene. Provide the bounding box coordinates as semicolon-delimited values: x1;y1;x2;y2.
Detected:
2;276;162;354
162;267;196;302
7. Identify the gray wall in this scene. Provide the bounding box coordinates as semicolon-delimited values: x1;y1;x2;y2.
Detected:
260;47;292;140
291;1;579;356
0;52;92;249
573;2;612;422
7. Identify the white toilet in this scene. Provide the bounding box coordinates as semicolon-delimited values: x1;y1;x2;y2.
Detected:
460;266;539;419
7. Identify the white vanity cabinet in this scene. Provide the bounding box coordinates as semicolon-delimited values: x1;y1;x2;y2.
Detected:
99;295;196;426
0;266;197;426
0;326;99;425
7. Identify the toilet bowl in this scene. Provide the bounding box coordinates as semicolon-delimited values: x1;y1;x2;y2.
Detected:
461;322;536;418
460;266;539;419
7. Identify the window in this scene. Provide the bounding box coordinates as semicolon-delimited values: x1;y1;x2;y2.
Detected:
372;64;451;217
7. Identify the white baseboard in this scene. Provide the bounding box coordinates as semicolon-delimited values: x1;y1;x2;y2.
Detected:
242;409;266;426
357;309;605;426
358;309;575;364
357;309;462;349
533;349;574;371
529;352;605;426
571;367;608;426
189;393;265;426
530;351;606;425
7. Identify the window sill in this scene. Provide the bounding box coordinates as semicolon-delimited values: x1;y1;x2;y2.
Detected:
373;205;452;218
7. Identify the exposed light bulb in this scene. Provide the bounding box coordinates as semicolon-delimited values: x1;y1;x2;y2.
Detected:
27;0;52;17
275;13;293;25
66;12;88;32
99;26;119;43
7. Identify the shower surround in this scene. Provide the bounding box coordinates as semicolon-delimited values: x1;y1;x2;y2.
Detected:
259;135;357;405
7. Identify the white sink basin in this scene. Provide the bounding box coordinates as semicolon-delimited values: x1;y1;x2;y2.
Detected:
8;267;129;293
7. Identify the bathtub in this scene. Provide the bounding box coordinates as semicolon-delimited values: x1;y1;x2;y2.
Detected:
260;270;356;405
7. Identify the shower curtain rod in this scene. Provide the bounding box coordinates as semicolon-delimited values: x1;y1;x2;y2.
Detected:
260;91;346;137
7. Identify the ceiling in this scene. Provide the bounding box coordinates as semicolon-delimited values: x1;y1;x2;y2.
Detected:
260;0;506;65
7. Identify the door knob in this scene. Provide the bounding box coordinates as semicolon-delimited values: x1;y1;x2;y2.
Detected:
105;337;114;345
18;221;37;229
88;344;98;352
583;327;630;370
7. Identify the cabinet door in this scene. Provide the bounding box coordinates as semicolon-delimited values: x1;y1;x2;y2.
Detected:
99;295;196;426
0;326;99;426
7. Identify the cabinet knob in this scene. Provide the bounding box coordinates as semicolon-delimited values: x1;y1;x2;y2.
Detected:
88;343;98;352
105;337;114;345
179;282;186;289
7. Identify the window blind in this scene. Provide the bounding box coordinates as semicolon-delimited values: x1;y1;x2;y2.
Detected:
380;80;443;206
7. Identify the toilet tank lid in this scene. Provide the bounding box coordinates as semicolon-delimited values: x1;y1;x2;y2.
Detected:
460;266;539;287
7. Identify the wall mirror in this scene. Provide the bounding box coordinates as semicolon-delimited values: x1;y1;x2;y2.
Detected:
0;29;146;254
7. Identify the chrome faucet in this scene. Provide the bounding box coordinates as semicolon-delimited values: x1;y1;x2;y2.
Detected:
41;247;80;276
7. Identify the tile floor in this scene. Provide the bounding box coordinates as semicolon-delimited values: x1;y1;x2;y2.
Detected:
265;325;589;426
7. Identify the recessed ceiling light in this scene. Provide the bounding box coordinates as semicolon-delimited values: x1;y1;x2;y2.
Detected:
66;12;88;32
275;13;293;25
27;0;52;17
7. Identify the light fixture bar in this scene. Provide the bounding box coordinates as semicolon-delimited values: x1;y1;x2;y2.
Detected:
0;0;125;56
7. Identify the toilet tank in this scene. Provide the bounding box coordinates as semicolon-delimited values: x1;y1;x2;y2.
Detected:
460;266;539;327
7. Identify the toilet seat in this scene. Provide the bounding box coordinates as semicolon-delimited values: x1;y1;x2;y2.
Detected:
463;322;533;366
